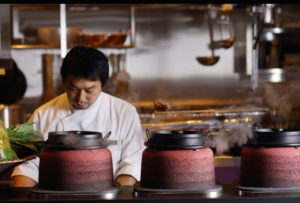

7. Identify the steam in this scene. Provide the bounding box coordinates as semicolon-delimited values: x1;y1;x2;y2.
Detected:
203;122;254;155
103;53;140;110
146;118;256;155
263;81;300;128
59;133;80;146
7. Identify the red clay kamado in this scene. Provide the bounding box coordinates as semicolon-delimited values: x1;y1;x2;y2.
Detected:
240;129;300;188
38;131;114;191
140;129;217;189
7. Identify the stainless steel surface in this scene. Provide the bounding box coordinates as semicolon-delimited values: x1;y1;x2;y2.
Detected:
133;182;222;198
4;184;300;202
60;4;67;58
0;104;22;128
258;68;300;83
140;106;269;127
29;186;119;200
130;6;136;46
233;180;300;197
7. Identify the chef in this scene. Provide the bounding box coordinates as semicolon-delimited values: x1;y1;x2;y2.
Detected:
12;46;145;187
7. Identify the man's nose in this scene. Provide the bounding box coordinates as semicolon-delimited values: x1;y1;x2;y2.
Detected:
77;90;86;102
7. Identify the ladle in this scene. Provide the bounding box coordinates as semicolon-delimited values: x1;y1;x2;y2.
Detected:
196;10;220;66
209;12;235;49
220;21;235;49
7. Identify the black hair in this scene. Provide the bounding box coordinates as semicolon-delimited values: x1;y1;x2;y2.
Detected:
60;46;109;87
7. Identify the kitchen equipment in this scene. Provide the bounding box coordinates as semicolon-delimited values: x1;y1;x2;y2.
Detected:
217;5;235;49
79;28;129;47
37;27;60;46
234;128;300;196
134;129;222;198
106;53;130;96
37;27;83;47
196;9;220;66
0;104;22;128
102;28;130;46
140;105;271;156
0;155;36;177
30;130;118;200
0;59;27;105
221;36;235;49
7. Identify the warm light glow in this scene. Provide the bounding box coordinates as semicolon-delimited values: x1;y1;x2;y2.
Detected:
273;27;284;34
270;73;282;83
231;118;237;123
265;32;275;41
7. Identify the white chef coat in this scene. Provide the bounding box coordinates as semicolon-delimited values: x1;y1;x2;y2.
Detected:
12;92;146;183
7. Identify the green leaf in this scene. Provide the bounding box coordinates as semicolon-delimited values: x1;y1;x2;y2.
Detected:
7;122;42;142
1;147;18;161
5;122;43;159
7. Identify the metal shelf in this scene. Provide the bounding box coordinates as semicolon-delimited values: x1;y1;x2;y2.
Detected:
10;4;136;54
12;43;135;49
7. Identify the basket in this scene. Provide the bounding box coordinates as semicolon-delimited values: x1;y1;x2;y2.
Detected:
0;155;36;176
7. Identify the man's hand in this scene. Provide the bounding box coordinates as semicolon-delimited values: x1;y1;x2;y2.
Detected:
115;175;136;185
12;175;37;187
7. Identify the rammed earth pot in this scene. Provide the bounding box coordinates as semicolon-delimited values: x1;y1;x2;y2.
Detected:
39;131;113;191
240;128;300;188
140;129;216;189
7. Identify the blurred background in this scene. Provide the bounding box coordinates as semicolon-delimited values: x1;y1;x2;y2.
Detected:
1;4;300;154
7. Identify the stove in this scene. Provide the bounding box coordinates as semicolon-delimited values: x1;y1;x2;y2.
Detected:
28;186;119;200
133;182;222;198
232;180;300;197
236;129;300;197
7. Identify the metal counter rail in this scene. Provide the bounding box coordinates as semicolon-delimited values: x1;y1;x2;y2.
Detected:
2;184;300;202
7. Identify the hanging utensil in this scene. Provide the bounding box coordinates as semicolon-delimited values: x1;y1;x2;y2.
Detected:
196;9;220;66
221;22;235;49
114;53;130;95
210;5;235;50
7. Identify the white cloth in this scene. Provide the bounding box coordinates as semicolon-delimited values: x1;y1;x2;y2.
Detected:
12;92;146;183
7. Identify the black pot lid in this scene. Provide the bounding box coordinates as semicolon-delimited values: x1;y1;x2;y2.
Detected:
250;128;300;147
45;131;108;150
145;129;204;150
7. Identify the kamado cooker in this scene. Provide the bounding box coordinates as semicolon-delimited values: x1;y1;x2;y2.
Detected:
236;128;300;196
134;129;222;198
30;131;118;200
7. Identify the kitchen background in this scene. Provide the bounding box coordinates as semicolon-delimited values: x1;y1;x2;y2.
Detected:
1;4;300;153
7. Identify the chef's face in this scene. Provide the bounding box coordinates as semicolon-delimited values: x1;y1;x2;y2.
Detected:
64;74;102;110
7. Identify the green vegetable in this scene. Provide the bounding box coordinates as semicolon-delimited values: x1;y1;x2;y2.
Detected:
7;122;44;159
7;122;41;141
0;120;18;161
1;147;18;161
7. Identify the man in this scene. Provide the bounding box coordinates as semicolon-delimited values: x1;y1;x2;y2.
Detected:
12;46;145;187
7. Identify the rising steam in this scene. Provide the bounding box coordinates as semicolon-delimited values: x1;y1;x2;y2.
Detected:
203;122;254;155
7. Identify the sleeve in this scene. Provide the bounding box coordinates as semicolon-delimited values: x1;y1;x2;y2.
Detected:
11;157;40;183
114;107;146;181
11;110;41;182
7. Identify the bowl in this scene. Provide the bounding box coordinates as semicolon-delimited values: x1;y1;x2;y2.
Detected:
0;155;36;177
